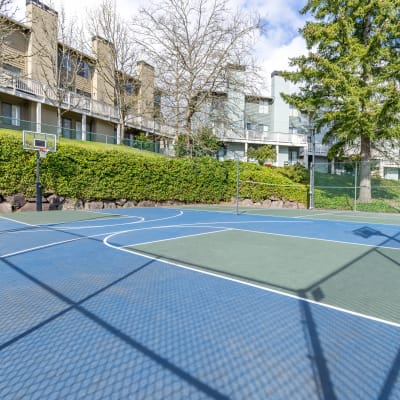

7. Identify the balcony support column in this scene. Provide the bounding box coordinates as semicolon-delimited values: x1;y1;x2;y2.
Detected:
276;145;279;166
82;114;87;141
36;102;41;133
244;129;248;161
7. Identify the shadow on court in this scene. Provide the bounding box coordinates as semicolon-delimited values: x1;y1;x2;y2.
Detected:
0;253;229;399
1;215;400;399
128;227;400;400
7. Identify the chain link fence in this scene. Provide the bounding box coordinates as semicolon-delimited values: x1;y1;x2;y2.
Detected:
313;160;400;212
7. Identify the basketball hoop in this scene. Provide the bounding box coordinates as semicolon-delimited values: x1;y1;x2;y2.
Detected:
22;131;57;212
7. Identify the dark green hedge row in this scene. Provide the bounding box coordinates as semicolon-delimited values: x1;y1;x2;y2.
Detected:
0;132;308;204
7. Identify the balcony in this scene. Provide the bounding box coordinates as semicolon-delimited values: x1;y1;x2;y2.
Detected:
216;128;307;147
0;68;178;139
310;143;331;156
0;68;119;121
0;68;44;97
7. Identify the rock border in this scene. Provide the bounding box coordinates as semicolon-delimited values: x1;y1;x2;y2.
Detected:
0;193;306;213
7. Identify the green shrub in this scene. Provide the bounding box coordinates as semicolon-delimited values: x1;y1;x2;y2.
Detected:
0;131;307;205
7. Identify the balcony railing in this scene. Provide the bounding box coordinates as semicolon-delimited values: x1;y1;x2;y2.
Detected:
309;143;331;156
216;128;308;147
0;68;178;138
0;68;119;121
0;68;44;97
0;115;164;153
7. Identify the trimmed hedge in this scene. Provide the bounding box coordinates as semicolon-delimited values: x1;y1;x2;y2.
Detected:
0;132;308;204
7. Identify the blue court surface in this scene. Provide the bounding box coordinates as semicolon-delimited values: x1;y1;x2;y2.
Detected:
0;207;399;399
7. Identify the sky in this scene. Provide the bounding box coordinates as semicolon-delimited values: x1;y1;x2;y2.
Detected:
12;0;310;95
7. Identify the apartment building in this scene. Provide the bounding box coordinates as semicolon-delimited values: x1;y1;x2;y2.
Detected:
2;1;397;178
0;0;168;146
206;69;399;180
202;68;312;167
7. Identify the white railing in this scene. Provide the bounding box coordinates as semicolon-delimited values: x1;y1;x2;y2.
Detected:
310;143;331;156
126;114;176;138
0;68;44;97
217;128;308;147
90;100;118;120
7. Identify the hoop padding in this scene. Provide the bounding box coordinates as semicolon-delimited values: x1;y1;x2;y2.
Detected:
23;130;57;153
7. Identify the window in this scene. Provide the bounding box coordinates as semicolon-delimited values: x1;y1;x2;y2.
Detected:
384;167;399;181
77;60;89;78
62;118;72;138
2;103;20;126
246;122;257;131
59;53;72;72
76;89;91;98
3;64;21;75
125;82;133;94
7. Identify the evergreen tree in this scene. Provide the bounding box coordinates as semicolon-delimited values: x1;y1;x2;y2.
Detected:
281;0;400;202
247;145;276;166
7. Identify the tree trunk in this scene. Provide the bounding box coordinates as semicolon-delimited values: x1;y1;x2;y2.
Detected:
358;135;372;203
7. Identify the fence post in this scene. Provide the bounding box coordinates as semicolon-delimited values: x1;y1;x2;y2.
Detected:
354;161;358;212
309;161;315;209
236;155;240;215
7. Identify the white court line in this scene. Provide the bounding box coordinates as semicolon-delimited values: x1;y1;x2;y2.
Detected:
294;212;336;219
102;220;400;251
106;226;232;248
0;215;35;227
103;231;400;329
294;212;400;226
52;210;184;230
47;216;145;230
1;232;109;259
232;227;400;251
0;211;185;257
116;220;311;248
191;219;311;225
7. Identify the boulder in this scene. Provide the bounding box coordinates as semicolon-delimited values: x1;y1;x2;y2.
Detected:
137;200;156;207
123;200;138;208
11;193;26;210
48;195;64;210
103;201;117;209
85;201;104;210
0;202;12;213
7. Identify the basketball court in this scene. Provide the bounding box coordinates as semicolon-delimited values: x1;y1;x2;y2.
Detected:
1;207;399;399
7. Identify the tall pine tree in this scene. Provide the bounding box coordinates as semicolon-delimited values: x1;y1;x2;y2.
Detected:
281;0;400;202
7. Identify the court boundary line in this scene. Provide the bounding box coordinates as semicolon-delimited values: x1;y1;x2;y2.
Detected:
0;231;111;259
0;210;185;231
110;226;233;248
178;206;400;226
3;209;399;329
46;216;146;230
55;210;184;230
103;233;400;329
0;215;35;226
235;227;400;251
104;222;400;252
0;212;186;258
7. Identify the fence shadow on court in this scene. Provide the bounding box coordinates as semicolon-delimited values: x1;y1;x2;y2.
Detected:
128;226;400;400
0;227;230;400
1;223;400;399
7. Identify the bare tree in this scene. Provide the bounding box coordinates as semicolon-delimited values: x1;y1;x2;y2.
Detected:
86;0;140;144
30;3;87;137
133;0;261;145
